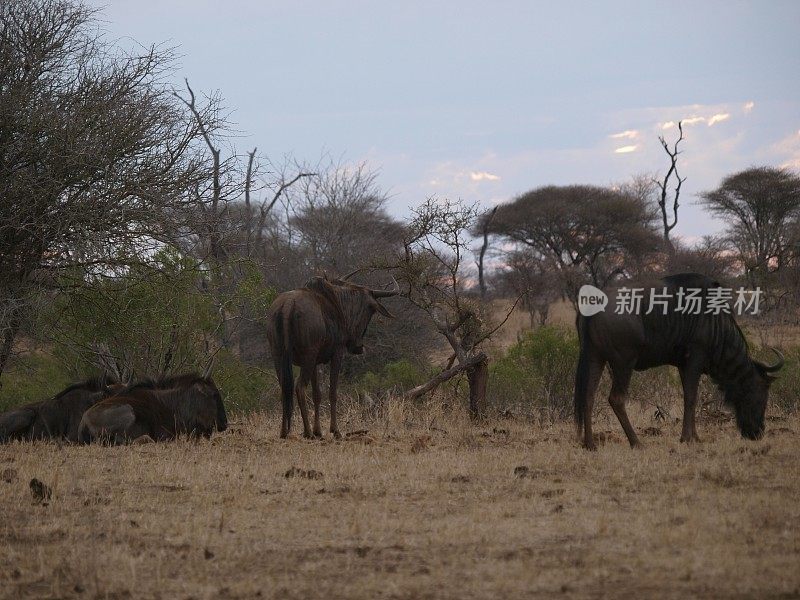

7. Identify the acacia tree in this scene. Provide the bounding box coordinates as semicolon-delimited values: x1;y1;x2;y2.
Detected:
395;199;518;417
483;185;660;302
700;167;800;290
0;0;211;378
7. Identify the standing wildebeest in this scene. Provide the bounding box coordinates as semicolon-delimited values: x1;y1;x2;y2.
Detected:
78;373;227;444
575;273;783;450
0;376;119;443
267;273;399;439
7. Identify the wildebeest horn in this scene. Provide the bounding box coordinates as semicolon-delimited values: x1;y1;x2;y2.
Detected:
371;276;400;298
760;347;784;372
341;268;361;281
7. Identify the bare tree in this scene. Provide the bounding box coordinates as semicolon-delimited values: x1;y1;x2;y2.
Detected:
0;0;211;378
477;206;498;299
493;250;562;327
668;236;737;281
654;121;686;255
396;199;518;418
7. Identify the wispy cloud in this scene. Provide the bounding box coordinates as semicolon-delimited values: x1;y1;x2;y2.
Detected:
661;111;731;129
610;129;638;140
743;101;755;114
470;171;500;182
708;113;730;126
771;130;800;170
614;145;638;154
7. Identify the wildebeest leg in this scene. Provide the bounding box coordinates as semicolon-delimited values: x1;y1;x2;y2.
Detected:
678;359;703;443
275;355;293;439
311;366;323;438
295;366;314;438
581;357;606;450
608;365;641;448
329;352;342;439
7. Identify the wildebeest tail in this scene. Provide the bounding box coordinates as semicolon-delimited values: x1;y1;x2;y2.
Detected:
274;309;294;429
573;314;592;438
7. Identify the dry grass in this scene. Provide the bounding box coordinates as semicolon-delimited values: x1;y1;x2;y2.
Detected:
1;403;799;600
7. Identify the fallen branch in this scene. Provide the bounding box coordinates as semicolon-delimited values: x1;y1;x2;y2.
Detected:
405;351;487;400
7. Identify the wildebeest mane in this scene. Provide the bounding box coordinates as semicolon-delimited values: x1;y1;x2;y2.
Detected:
120;372;207;394
304;276;348;329
49;375;117;401
303;276;379;343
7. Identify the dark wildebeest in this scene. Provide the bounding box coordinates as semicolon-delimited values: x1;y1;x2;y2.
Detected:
574;273;783;450
78;373;227;444
267;273;399;439
0;376;120;443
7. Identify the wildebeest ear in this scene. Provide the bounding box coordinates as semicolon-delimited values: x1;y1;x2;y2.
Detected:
374;302;394;318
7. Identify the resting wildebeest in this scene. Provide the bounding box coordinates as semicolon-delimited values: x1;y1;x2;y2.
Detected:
574;273;783;450
78;373;227;444
0;376;119;443
267;272;399;439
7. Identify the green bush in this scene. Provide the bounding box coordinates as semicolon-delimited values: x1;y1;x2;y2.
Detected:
489;326;579;420
212;349;277;415
357;359;430;396
770;345;800;414
0;353;74;412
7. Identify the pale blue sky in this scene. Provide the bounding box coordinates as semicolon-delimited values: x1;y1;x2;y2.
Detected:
91;0;800;240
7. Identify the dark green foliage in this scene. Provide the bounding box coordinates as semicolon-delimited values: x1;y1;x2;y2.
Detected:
0;353;73;412
51;249;217;377
212;349;276;415
489;326;579;420
357;359;431;396
765;346;800;414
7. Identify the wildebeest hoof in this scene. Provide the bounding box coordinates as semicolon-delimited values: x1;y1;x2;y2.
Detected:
332;430;342;440
582;441;597;451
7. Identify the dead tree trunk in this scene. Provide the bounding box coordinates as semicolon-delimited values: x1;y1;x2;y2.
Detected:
406;351;487;401
656;121;685;257
467;357;488;419
477;206;498;299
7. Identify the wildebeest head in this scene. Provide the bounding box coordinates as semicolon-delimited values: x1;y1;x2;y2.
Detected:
307;273;400;355
722;349;784;440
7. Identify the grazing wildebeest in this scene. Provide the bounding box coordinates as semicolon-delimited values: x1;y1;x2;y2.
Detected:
267;273;399;439
0;376;119;443
574;273;783;450
78;372;227;444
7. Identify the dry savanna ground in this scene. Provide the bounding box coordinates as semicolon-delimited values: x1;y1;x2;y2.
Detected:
1;403;799;600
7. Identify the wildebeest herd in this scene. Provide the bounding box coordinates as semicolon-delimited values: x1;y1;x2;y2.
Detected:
0;272;786;447
0;371;226;444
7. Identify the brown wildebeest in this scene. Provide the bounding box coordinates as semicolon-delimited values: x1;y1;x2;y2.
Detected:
78;373;227;444
0;376;120;443
267;273;399;439
574;273;784;450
